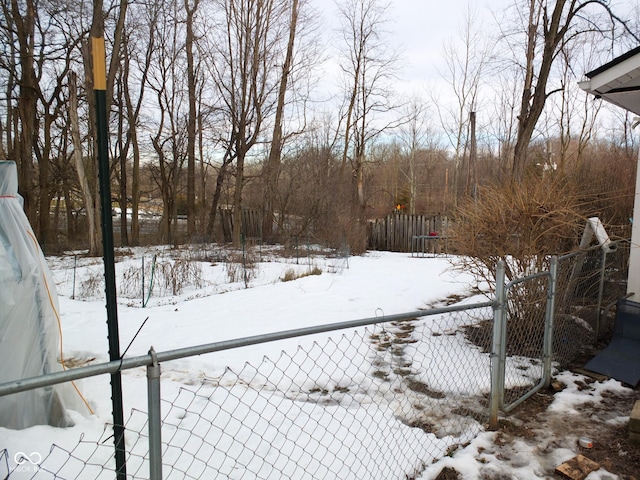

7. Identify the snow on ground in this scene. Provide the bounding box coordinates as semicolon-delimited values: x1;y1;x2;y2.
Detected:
0;247;634;479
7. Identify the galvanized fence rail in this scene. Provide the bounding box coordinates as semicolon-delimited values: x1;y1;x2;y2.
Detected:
491;260;556;414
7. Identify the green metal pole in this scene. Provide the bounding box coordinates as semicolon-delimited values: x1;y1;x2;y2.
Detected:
92;36;127;479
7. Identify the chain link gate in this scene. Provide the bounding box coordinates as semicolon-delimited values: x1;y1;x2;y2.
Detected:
490;259;558;423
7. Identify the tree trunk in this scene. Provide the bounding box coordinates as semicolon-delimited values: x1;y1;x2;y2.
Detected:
61;167;76;240
206;156;231;240
36;113;52;249
152;136;173;244
116;80;129;246
198;108;207;231
68;71;99;255
262;0;299;242
232;152;245;247
127;94;141;246
466;111;476;198
512;0;566;181
122;16;156;246
12;0;38;225
185;0;199;239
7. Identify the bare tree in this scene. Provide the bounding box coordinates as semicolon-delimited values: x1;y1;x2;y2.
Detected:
122;0;161;245
205;152;233;239
502;0;639;180
68;71;99;254
433;3;490;204
261;0;300;242
398;96;430;214
184;0;200;238
551;38;605;171
0;2;16;162
146;0;188;243
206;0;289;247
2;0;38;224
336;0;400;249
1;0;96;248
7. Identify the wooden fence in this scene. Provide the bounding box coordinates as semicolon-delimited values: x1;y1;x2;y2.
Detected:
368;214;448;252
219;208;262;243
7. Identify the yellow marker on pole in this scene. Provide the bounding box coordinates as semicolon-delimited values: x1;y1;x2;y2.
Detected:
91;37;107;91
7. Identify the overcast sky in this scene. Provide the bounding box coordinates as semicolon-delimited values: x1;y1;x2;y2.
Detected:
310;0;507;96
310;0;639;99
304;0;640;150
385;0;499;90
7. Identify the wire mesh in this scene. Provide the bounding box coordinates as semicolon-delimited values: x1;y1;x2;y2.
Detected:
497;243;628;412
502;274;549;409
553;244;628;367
4;306;494;480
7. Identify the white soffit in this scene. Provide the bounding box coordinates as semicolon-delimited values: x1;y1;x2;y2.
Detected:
579;46;640;116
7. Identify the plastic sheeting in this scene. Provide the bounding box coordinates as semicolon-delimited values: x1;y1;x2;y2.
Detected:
0;160;83;429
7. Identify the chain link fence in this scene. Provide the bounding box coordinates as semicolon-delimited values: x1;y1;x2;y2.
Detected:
1;242;628;479
501;270;551;411
553;242;628;367
1;303;497;480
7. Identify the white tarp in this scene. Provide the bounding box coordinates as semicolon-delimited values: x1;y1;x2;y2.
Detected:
0;160;82;429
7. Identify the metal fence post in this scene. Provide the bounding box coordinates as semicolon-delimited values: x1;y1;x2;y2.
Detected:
489;260;506;430
147;347;163;480
543;256;558;387
595;249;609;342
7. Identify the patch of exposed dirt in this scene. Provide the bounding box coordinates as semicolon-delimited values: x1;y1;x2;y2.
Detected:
59;356;97;368
497;380;640;479
434;466;461;479
373;296;640;480
435;380;639;480
423;289;482;309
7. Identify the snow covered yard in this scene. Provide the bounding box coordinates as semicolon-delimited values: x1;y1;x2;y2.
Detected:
1;246;638;479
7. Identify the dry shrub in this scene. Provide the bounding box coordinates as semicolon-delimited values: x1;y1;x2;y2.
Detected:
154;258;204;296
451;173;588;287
223;252;258;287
117;256;204;299
280;268;298;282
119;256;158;299
224;258;242;283
80;270;103;300
451;173;590;352
572;145;635;238
324;212;367;255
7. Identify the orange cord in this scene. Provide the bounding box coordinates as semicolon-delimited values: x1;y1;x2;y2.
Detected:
27;230;95;415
